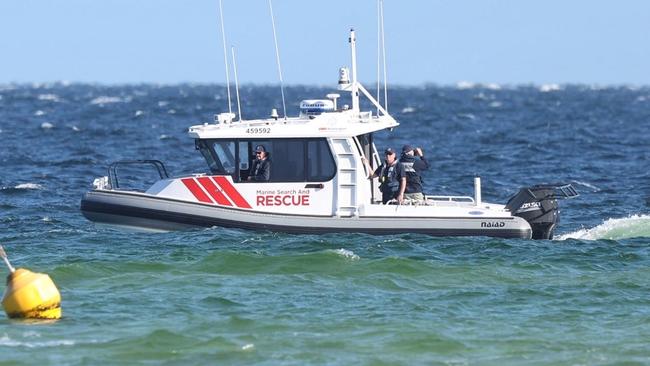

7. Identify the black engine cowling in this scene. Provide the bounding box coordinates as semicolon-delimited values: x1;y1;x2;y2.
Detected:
505;184;578;240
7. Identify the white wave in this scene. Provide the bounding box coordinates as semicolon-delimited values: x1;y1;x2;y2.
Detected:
489;101;502;108
332;248;360;260
159;134;171;140
456;81;476;90
38;94;61;102
485;83;501;90
401;107;415;113
457;113;476;120
42;216;52;222
134;110;145;117
0;334;75;348
558;214;650;240
14;183;43;190
241;343;255;351
473;92;492;101
40;122;54;129
34;110;46;116
158;101;169;107
89;96;123;105
167;109;176;114
540;84;561;92
71;125;80;132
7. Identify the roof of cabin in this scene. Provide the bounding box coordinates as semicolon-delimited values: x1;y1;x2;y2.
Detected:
188;110;399;139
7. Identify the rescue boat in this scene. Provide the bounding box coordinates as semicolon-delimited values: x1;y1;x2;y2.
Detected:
81;30;577;239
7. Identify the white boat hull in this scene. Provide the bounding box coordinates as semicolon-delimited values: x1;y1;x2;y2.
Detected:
81;190;533;239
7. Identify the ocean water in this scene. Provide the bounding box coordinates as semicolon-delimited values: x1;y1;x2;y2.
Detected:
0;83;649;365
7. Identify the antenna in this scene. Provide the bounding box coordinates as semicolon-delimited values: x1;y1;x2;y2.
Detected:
349;29;359;112
379;0;388;113
218;0;232;115
376;0;381;114
268;0;287;119
231;46;243;122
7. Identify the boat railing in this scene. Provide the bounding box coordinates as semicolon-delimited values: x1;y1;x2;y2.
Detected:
383;195;476;206
425;195;475;203
108;160;170;190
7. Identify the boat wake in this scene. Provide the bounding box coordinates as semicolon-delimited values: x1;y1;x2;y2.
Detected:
558;214;650;240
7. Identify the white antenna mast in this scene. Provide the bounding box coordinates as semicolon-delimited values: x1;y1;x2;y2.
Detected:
379;0;388;113
268;0;287;119
376;0;381;115
231;46;243;121
218;0;232;115
350;29;359;112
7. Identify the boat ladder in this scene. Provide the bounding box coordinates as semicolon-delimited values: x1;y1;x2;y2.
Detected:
330;138;358;217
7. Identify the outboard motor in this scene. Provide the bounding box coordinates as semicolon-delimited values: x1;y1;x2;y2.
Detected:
505;184;578;239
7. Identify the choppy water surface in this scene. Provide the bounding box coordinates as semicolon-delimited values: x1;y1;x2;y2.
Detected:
1;83;649;365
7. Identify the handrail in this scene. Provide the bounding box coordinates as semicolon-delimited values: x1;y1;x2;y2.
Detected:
383;195;476;206
426;195;475;203
108;160;170;190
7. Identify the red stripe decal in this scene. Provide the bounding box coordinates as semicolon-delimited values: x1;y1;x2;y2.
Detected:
197;177;232;206
181;178;213;204
213;176;252;209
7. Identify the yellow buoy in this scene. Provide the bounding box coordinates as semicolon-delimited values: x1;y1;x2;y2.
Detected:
0;246;61;320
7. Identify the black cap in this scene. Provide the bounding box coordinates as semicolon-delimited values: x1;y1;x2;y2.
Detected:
402;144;414;153
255;145;266;153
384;148;395;155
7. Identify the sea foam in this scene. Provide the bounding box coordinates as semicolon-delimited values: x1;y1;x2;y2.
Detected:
37;94;62;102
90;96;124;105
332;248;360;260
14;183;43;190
558;214;650;240
0;334;75;348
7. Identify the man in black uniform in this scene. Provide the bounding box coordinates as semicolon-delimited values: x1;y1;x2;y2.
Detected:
396;144;429;204
248;145;271;181
362;148;400;204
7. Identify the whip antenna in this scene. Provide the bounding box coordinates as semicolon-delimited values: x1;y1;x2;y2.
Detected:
379;0;388;113
268;0;287;119
376;0;381;114
218;0;232;115
231;46;243;121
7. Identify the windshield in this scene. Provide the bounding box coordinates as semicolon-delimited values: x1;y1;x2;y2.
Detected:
196;140;235;175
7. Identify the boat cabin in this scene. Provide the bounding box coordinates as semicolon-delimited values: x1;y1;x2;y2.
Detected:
180;103;399;217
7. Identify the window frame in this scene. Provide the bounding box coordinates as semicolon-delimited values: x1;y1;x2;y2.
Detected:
195;137;337;183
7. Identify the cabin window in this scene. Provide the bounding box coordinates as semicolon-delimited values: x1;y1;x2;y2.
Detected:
197;138;336;182
196;140;222;174
216;141;237;175
271;139;306;181
307;139;336;181
238;141;250;180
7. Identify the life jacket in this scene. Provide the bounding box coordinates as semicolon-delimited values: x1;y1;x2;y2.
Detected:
379;162;399;193
398;154;424;193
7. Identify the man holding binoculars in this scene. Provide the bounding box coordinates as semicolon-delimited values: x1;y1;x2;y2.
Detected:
396;145;429;204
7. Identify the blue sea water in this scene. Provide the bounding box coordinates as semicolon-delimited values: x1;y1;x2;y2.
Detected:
0;82;649;365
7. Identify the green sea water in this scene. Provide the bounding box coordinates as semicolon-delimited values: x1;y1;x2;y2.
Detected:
2;226;650;365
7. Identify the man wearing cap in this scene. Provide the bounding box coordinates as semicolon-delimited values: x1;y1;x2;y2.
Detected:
248;145;271;181
361;148;400;204
396;144;429;203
